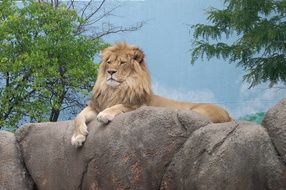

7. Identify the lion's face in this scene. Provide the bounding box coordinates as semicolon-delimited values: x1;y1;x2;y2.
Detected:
102;53;133;88
98;43;146;88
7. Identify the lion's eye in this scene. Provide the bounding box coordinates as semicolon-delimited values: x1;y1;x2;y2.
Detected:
120;61;127;65
107;61;111;64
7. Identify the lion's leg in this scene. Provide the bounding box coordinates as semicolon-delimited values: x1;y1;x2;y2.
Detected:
191;104;232;123
97;104;134;124
71;106;97;147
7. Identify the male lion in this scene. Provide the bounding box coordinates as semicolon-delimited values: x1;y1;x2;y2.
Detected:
71;43;232;147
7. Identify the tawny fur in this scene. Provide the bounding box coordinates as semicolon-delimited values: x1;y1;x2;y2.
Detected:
71;43;232;147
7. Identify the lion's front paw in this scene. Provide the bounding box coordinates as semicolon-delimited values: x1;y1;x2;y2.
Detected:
97;110;116;124
71;133;86;148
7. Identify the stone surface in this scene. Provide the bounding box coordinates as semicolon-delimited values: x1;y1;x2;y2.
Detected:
160;122;286;190
1;106;283;190
15;107;210;190
0;131;33;190
262;97;286;163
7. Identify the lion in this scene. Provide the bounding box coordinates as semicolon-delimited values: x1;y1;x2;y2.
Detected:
71;43;232;147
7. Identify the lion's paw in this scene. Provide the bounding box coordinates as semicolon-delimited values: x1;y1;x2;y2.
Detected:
97;111;115;124
71;133;86;148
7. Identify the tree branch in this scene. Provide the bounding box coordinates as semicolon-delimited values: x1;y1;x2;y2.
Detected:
85;0;106;21
67;0;75;10
80;0;93;19
93;21;145;39
83;5;120;28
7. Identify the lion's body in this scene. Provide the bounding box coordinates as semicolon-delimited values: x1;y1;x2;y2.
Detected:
149;95;231;123
71;43;232;147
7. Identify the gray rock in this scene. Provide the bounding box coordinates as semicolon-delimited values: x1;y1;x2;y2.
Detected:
12;106;286;190
160;122;286;190
0;131;33;190
262;97;286;163
15;107;210;190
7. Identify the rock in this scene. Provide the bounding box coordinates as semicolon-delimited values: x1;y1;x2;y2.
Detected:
15;107;210;190
12;106;286;190
0;131;33;190
160;122;286;190
262;97;286;163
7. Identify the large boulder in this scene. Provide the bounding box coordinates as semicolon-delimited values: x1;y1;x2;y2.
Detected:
161;122;286;190
15;107;210;190
262;97;286;163
0;131;33;190
14;106;286;190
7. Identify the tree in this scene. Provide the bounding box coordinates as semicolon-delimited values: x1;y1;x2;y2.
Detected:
191;0;286;88
0;0;143;131
0;0;107;130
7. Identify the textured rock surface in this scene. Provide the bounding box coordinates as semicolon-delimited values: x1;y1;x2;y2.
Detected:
0;106;286;190
15;107;210;190
0;131;33;190
1;106;284;190
262;97;286;163
160;122;286;190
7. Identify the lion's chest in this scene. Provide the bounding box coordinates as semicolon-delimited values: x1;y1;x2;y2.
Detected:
91;86;149;112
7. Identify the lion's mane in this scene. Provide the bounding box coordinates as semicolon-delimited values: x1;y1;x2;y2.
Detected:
89;43;153;113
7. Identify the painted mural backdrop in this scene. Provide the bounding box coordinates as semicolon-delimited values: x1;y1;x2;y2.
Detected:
102;0;286;121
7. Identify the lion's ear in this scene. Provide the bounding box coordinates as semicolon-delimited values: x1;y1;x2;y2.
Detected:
132;47;145;64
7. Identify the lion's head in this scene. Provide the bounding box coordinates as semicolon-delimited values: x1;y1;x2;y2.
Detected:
90;43;153;112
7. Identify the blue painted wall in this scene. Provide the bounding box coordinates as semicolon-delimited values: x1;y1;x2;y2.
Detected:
99;0;285;118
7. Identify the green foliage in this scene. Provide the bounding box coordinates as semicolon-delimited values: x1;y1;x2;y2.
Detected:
239;112;265;124
191;0;286;88
0;0;107;129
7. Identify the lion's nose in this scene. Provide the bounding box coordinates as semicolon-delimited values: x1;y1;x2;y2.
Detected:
107;70;117;75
